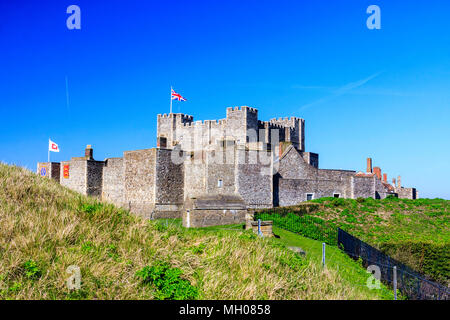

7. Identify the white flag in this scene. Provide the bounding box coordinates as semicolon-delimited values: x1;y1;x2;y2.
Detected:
49;139;60;152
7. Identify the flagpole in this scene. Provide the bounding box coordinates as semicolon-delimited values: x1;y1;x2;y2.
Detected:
170;86;173;114
48;138;50;163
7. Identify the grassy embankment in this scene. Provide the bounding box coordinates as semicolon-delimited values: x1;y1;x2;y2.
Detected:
0;163;390;299
262;197;449;285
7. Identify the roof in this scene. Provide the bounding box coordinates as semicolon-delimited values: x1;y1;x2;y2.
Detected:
355;171;376;177
186;194;247;210
382;182;395;192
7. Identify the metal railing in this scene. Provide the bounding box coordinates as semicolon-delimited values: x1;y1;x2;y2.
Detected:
254;210;337;245
338;228;449;300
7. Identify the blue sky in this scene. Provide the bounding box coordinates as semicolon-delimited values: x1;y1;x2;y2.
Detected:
1;0;449;199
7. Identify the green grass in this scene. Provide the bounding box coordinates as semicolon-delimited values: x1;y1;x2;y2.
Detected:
309;197;449;244
273;197;449;285
254;212;337;245
271;227;397;300
199;223;246;231
0;163;390;300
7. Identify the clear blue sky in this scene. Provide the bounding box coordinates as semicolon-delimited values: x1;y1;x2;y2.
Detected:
1;0;449;199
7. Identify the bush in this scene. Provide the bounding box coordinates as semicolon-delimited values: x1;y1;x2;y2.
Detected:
136;262;199;300
190;244;206;254
379;242;450;285
356;197;365;203
311;197;334;204
383;195;400;202
79;202;104;215
22;260;41;279
277;252;306;271
330;198;346;207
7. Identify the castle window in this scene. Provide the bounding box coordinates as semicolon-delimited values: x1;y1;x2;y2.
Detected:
306;193;314;201
334;193;340;198
157;136;167;148
217;179;223;188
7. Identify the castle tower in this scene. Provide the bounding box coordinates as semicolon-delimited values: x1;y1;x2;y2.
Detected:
268;117;305;152
157;113;193;149
225;106;258;144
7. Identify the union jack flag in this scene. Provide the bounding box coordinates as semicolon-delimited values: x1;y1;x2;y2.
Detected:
171;88;187;101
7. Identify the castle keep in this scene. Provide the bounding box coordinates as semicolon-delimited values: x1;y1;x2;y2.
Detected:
37;106;418;226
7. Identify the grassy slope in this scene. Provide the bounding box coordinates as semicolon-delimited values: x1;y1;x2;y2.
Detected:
308;197;450;283
272;227;396;300
0;163;387;300
310;197;449;244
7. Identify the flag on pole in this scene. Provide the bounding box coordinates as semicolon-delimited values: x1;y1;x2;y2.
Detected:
49;139;59;152
171;88;187;101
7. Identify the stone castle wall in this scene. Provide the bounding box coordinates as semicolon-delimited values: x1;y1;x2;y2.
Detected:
37;162;60;181
276;145;359;206
86;160;104;197
184;156;207;199
123;149;156;218
153;149;185;218
351;176;375;199
37;106;418;224
396;187;417;199
60;159;87;195
236;149;273;208
102;158;125;205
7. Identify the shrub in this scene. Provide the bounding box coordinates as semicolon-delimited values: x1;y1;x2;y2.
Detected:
383;195;400;203
311;197;334;204
9;282;22;292
81;241;95;253
379;242;450;285
23;260;41;279
277;252;306;271
191;244;206;254
331;198;346;207
106;244;119;260
356;197;365;203
79;202;104;215
136;262;199;300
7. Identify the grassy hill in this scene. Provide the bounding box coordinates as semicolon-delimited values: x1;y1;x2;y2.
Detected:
0;163;391;300
305;197;450;284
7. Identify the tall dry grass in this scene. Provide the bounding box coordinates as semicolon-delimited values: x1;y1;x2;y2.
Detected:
0;163;383;299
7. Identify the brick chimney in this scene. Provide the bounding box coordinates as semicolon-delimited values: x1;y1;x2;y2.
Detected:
397;175;401;188
85;145;93;160
392;178;396;186
366;158;373;173
373;167;381;180
383;173;387;183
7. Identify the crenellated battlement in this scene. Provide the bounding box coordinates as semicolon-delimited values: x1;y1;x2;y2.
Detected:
226;106;258;115
180;118;227;128
157;113;194;123
269;117;304;128
157;106;305;152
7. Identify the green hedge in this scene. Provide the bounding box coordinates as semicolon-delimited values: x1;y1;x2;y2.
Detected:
378;241;450;285
254;212;337;245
